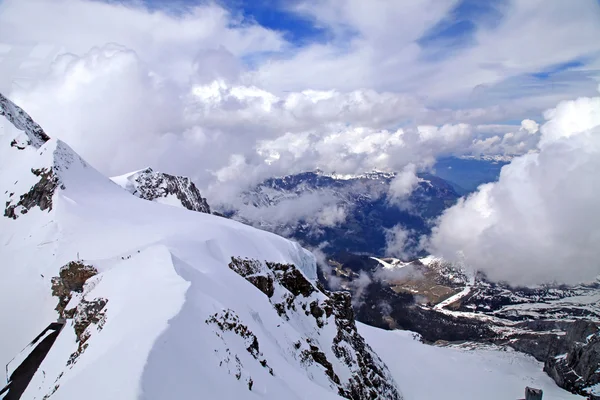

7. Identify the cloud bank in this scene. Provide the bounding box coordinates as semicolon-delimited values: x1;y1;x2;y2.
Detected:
428;90;600;285
1;0;598;201
1;0;600;287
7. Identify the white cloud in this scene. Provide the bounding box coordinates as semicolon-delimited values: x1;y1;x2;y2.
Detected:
384;225;417;260
231;191;347;236
1;0;598;233
0;0;284;92
350;271;372;307
428;92;600;285
388;164;421;205
317;205;347;227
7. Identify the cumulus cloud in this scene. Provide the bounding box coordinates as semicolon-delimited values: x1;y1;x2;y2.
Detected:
428;91;600;286
1;0;599;234
384;225;417;260
231;191;348;237
388;164;421;205
309;243;343;290
350;271;372;307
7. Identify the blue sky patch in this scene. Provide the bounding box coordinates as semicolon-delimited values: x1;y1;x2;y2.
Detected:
418;0;507;59
530;59;586;80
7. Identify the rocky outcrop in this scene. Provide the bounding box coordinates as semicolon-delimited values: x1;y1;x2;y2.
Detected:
51;261;108;366
206;308;274;389
543;321;600;397
0;93;50;148
51;261;99;317
111;167;211;213
4;168;60;219
228;256;402;400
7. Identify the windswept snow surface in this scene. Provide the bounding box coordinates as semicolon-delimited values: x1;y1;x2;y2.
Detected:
0;97;365;399
358;323;583;400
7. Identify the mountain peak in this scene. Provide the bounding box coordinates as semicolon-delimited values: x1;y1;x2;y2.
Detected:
111;168;211;213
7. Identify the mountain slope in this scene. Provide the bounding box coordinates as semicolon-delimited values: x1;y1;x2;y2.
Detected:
0;94;400;400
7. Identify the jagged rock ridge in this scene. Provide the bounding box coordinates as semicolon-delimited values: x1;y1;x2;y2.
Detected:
228;256;402;400
0;93;50;149
111;167;211;213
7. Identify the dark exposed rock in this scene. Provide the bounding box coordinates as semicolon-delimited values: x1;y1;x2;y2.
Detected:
543;321;600;396
228;257;274;297
50;260;107;366
0;93;50;148
116;167;211;213
51;261;99;318
66;298;108;366
300;344;341;385
10;138;30;150
228;256;402;399
206;309;274;376
4;168;59;219
325;290;402;400
266;261;316;298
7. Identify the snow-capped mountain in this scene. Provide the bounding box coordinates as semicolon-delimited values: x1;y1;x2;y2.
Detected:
111;167;211;213
224;170;459;257
0;93;401;399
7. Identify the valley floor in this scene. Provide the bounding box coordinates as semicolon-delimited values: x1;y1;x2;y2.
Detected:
358;323;583;400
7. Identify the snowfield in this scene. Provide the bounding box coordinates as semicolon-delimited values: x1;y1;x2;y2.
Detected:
2;93;399;399
358;323;583;400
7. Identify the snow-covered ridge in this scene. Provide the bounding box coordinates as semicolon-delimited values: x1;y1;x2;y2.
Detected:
111;167;211;213
314;169;396;181
0;94;400;399
0;92;50;148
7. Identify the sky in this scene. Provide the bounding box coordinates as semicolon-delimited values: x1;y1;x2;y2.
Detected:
0;0;599;284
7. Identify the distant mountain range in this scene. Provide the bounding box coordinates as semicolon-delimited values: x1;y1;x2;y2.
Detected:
223;170;460;257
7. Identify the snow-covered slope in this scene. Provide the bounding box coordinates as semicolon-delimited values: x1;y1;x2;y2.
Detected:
0;94;400;399
358;323;583;400
111;167;211;213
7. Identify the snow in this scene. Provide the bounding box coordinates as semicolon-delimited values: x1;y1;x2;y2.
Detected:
434;285;472;310
418;255;442;266
0;100;360;399
371;257;407;270
0;93;588;400
358;323;584;400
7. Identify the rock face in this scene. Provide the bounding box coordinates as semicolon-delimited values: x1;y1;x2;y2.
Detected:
0;92;50;148
4;167;60;219
111;167;211;213
544;321;600;397
50;261;108;367
228;256;403;400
